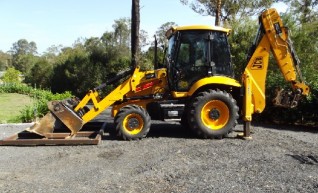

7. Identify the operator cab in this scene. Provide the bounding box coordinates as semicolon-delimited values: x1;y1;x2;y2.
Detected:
164;25;234;91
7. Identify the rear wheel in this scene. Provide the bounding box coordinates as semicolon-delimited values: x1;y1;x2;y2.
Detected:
188;89;239;139
114;105;151;140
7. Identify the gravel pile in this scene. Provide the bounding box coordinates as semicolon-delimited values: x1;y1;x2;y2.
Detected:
0;121;318;193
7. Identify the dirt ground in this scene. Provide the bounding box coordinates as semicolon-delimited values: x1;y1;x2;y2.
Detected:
0;117;318;193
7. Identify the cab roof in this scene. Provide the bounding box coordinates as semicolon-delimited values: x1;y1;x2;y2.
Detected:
165;25;231;38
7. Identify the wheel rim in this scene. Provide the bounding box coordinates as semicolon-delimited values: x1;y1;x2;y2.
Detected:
123;113;144;135
201;100;230;130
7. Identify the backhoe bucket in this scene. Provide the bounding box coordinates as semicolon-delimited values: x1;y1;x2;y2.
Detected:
26;100;85;137
272;88;302;108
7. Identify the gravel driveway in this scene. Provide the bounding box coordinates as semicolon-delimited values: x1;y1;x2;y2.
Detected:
0;118;318;193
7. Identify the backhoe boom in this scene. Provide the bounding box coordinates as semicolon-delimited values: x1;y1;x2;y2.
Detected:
241;8;310;138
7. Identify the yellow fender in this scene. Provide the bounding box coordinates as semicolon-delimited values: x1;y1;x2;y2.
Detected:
172;76;241;98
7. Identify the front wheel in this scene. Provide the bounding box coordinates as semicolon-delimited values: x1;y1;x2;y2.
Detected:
188;89;239;139
114;105;151;140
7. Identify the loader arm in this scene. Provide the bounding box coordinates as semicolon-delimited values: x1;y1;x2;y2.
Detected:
241;8;310;137
27;66;167;137
75;67;156;124
69;66;167;134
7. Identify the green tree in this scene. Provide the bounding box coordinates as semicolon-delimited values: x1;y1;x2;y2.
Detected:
47;15;153;96
180;0;273;26
0;51;10;70
1;67;21;83
280;0;318;23
101;31;116;47
25;58;53;88
10;39;38;74
228;17;258;79
140;30;149;48
141;22;178;70
113;18;131;47
155;22;178;47
13;54;38;74
51;26;131;96
42;44;63;64
51;45;89;96
11;39;37;56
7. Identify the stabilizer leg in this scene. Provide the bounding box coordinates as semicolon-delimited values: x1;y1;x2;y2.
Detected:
237;121;253;140
243;121;253;140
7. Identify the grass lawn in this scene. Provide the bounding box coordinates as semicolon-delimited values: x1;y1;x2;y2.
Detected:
0;93;33;123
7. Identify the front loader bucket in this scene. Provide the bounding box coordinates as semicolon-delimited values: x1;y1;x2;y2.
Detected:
26;112;61;136
26;100;85;137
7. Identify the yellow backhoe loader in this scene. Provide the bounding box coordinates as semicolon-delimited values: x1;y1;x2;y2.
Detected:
26;8;309;141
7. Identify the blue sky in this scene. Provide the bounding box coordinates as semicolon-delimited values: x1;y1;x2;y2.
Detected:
0;0;287;54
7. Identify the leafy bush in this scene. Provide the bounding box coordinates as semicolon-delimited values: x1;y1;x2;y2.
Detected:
24;91;72;122
18;106;36;123
0;83;33;94
1;67;21;84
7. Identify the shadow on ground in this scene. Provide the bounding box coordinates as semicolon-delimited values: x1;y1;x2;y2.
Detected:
88;109;318;141
101;121;197;140
252;122;318;134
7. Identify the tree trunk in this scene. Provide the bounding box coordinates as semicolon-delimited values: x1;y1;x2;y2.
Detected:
215;0;221;26
131;0;140;68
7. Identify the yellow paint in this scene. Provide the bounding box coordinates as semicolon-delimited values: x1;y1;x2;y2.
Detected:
188;76;241;96
171;76;241;98
172;25;231;33
166;25;231;39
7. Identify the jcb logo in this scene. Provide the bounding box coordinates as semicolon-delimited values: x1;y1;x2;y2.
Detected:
251;57;263;70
